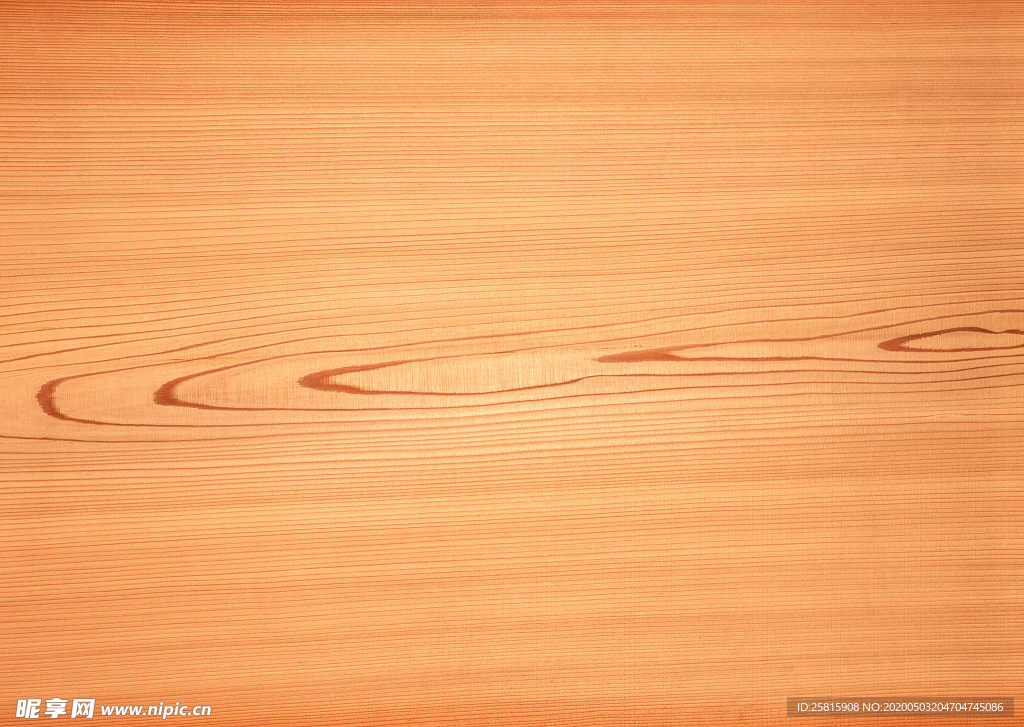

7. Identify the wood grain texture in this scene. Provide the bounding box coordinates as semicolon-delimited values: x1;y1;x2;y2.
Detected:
2;2;1022;724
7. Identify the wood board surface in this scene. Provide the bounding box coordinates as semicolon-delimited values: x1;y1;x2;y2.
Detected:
2;2;1022;724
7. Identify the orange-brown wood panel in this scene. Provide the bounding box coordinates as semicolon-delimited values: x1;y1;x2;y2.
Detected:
2;2;1022;725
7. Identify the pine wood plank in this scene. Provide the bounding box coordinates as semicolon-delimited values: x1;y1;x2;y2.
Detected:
2;2;1022;724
